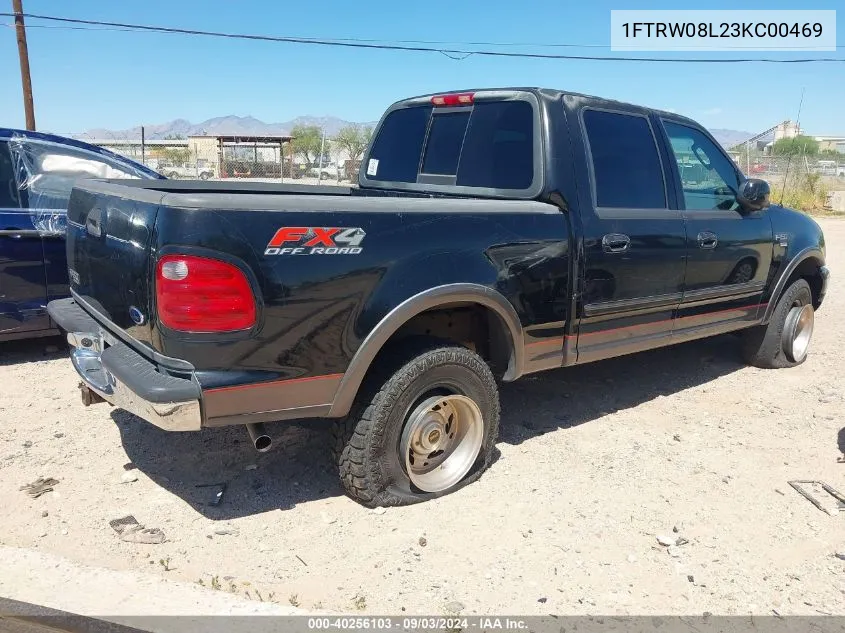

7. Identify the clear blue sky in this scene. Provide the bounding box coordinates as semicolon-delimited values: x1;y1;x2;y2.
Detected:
1;0;842;136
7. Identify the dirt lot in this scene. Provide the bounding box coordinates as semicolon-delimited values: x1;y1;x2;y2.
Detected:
1;218;844;616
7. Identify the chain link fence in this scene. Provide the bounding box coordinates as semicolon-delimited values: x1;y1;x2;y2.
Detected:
73;134;364;187
730;151;845;211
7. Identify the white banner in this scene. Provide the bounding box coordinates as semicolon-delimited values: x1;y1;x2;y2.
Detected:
611;10;837;51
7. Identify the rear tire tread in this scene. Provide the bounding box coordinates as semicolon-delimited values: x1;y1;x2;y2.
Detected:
330;337;498;507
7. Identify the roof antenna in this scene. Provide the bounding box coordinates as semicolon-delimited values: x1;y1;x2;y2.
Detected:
778;87;805;206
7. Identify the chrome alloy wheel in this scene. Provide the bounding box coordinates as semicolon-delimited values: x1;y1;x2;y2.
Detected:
399;394;484;493
782;302;814;363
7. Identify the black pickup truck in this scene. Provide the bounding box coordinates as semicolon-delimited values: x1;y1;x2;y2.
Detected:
48;88;829;507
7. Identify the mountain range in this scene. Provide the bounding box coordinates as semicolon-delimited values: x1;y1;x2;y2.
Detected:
78;115;758;149
709;128;764;149
80;115;379;140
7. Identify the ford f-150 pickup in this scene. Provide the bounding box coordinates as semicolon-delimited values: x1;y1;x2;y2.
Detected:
47;88;829;507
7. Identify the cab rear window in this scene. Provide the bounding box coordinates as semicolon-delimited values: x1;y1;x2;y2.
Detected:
366;105;431;183
421;112;469;175
367;99;535;191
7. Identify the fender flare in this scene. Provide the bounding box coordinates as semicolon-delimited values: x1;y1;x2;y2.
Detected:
327;283;524;418
761;246;824;324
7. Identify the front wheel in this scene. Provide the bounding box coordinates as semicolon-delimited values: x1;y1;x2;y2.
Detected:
741;278;814;368
331;339;499;507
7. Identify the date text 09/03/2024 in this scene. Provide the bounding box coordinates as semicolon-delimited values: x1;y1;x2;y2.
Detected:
307;617;528;630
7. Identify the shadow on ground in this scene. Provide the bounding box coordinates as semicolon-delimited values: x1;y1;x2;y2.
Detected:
0;335;66;366
113;334;747;519
496;333;744;444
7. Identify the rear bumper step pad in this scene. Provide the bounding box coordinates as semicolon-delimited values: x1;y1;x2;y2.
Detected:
46;298;202;431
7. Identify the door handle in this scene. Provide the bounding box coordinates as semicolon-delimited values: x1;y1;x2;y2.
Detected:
697;231;718;249
602;233;631;253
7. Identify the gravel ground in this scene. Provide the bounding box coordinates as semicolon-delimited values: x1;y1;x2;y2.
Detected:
1;218;844;616
0;545;302;618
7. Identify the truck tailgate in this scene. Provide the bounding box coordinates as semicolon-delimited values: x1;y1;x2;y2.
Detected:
64;179;356;346
65;182;164;341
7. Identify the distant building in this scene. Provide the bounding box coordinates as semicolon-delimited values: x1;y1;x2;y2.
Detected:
773;121;803;141
88;134;294;178
188;135;292;171
81;137;188;161
767;120;845;154
814;137;845;153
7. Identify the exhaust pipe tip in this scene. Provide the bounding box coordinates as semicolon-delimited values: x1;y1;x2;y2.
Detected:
253;434;272;452
245;423;272;453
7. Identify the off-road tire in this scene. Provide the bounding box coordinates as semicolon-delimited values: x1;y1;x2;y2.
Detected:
741;278;813;369
330;338;499;507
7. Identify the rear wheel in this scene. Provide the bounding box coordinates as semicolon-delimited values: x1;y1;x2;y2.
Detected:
331;339;499;507
741;279;814;368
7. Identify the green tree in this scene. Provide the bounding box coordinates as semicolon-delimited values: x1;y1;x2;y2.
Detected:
158;146;191;165
771;135;819;156
291;125;329;167
334;125;373;162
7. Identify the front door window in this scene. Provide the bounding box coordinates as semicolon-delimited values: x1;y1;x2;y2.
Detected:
662;121;742;212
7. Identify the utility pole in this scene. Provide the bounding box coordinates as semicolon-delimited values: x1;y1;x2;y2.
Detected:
317;129;326;175
12;0;36;130
746;139;751;174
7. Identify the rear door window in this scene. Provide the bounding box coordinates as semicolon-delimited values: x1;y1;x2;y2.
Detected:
366;99;535;191
0;142;21;208
583;109;667;209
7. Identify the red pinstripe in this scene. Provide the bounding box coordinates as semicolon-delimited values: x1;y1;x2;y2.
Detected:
205;372;343;394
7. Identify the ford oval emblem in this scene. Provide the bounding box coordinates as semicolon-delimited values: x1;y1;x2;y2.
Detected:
128;306;146;326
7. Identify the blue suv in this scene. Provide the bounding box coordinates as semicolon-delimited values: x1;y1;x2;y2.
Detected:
0;129;162;341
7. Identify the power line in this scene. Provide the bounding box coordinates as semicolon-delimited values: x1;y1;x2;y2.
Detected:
5;21;611;46
0;21;144;34
2;12;843;63
7;21;844;50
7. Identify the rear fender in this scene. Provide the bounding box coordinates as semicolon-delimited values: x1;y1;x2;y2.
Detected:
327;283;523;418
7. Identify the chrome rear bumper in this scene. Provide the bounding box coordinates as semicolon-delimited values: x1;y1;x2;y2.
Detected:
48;298;202;432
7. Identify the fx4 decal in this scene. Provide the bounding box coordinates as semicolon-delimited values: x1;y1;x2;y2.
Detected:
264;227;366;255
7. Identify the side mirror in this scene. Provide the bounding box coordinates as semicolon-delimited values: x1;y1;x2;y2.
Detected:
737;178;770;212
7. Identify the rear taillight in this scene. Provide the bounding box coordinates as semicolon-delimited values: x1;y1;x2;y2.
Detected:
155;255;256;333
